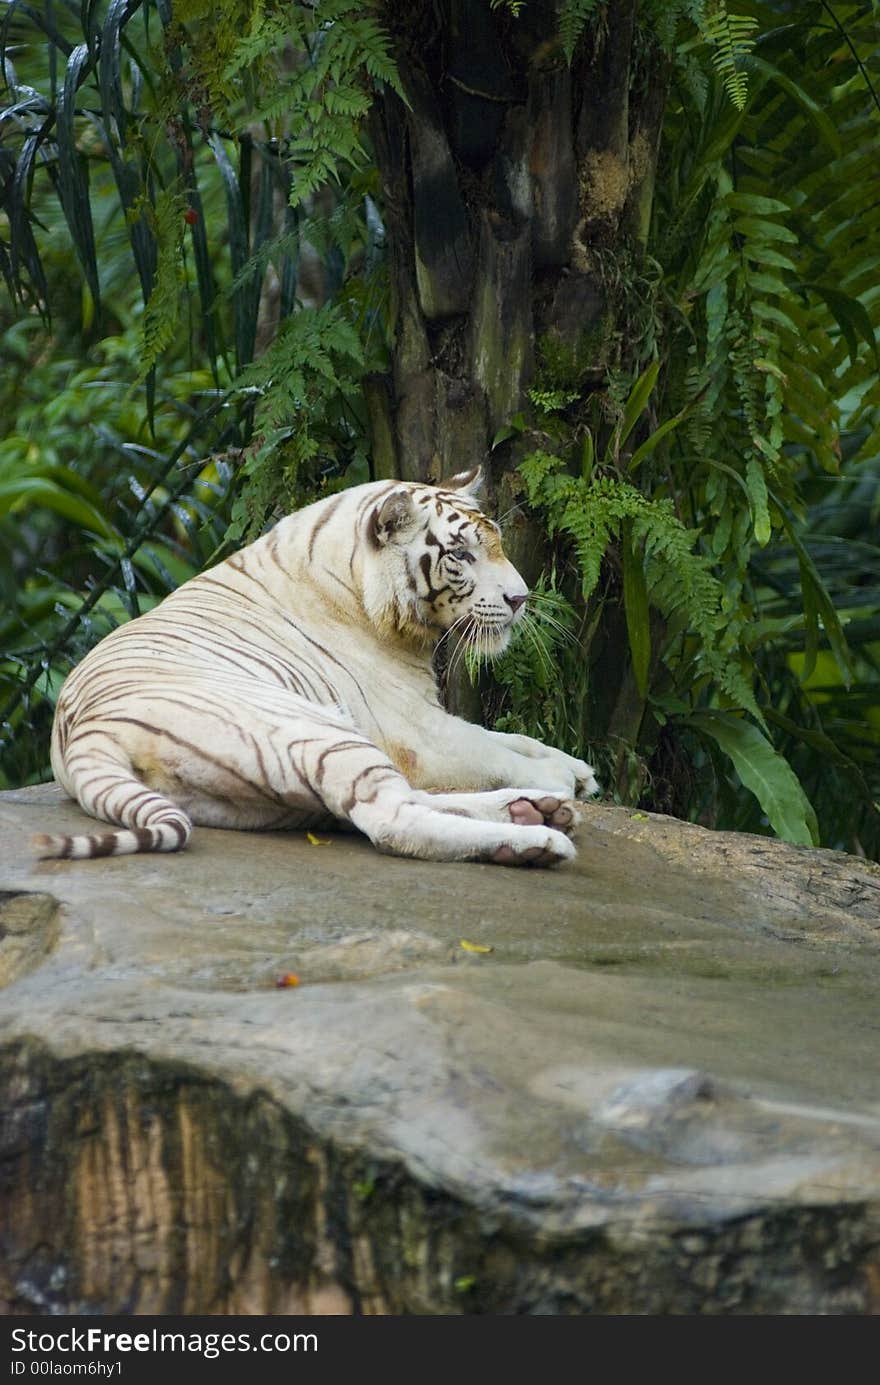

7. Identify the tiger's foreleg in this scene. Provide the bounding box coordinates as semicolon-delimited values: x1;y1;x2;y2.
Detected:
390;710;599;802
296;729;576;866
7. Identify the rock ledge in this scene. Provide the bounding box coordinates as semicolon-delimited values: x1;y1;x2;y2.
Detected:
1;784;879;1314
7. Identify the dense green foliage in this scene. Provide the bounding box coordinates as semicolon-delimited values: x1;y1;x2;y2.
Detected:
1;1;878;858
490;1;880;856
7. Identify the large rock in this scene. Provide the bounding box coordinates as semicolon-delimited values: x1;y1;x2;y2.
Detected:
1;782;879;1315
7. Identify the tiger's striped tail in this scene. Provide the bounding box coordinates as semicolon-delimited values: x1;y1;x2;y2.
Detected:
34;755;192;860
34;816;191;860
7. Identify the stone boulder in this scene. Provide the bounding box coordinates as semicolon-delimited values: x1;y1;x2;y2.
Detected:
1;783;879;1314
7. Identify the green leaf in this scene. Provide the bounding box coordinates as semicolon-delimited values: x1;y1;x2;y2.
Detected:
686;711;818;847
0;477;118;538
700;457;753;509
750;56;842;159
1;0;74;57
806;284;879;368
492;412;526;449
628;402;692;473
742;244;798;272
764;708;876;807
745;457;771;546
622;519;650;698
745;269;790;298
732;217;798;244
725;193;790;216
209;133;252;370
580;427;594;479
56;44;101;311
607;359;660;463
799;563;820;685
776;504;853;687
99;0;150;282
8;133;49;313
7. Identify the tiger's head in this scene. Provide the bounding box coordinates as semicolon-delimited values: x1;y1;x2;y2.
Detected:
363;468;529;653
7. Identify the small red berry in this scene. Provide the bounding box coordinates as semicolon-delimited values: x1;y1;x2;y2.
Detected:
183;207;198;225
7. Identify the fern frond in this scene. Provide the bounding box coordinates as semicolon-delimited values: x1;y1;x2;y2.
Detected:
519;454;763;721
136;186;186;384
698;2;757;111
558;0;600;63
226;303;366;541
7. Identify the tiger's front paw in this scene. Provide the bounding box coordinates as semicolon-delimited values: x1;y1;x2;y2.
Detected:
573;761;600;801
507;794;583;837
490;825;576;868
550;752;599;801
525;753;599;803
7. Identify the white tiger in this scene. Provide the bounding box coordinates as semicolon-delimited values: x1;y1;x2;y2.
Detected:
37;468;598;867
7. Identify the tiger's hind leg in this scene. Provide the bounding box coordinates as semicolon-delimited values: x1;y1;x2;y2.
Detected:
38;738;192;859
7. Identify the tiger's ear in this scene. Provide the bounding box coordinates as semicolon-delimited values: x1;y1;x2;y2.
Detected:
446;464;485;497
369;486;419;546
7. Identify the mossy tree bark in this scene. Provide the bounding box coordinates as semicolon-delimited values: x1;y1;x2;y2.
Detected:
370;0;668;744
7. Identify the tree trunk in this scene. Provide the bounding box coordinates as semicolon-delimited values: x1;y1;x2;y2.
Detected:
371;0;668;739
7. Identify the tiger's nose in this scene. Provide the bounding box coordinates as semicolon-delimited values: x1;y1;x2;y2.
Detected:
504;592;528;613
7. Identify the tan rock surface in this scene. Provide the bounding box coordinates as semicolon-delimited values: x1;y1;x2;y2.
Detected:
1;783;879;1314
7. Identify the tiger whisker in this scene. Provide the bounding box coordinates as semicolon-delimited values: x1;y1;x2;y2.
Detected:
435;611;473;660
516;612;556;681
529;612;576;644
522;596;578;645
447;616;477;685
495;502;526;527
